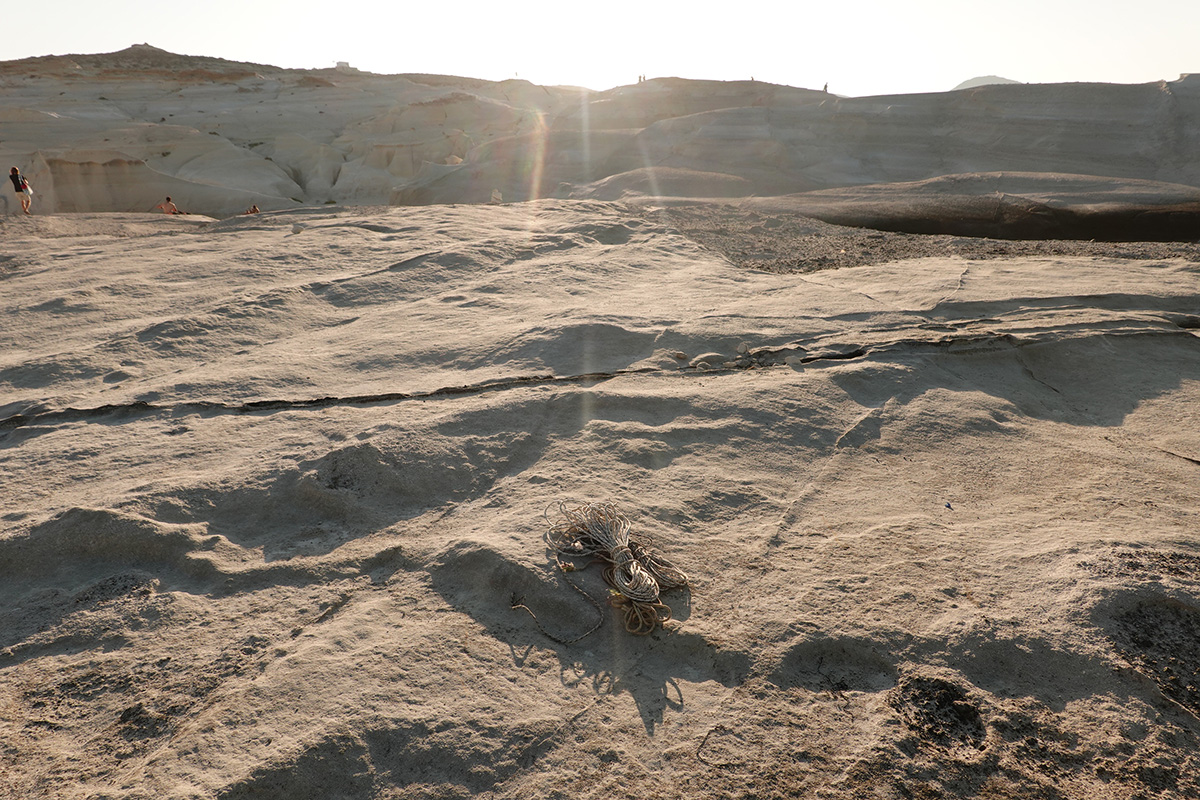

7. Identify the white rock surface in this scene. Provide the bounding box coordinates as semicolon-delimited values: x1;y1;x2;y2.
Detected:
5;46;1200;217
2;202;1199;798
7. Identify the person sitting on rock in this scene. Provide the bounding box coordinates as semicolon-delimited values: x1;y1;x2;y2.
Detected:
9;167;32;215
153;196;181;214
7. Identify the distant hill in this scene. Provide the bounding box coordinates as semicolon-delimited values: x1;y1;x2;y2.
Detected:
953;75;1022;91
4;46;1200;218
0;43;286;79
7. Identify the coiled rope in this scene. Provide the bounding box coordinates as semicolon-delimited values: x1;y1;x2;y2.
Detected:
525;501;690;638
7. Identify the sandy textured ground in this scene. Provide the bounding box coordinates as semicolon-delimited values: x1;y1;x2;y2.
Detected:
642;200;1200;271
2;201;1200;799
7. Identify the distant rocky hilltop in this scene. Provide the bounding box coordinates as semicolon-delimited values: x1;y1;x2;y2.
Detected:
3;45;1199;222
952;75;1023;91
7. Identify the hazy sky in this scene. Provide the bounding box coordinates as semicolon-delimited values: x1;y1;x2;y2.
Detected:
4;0;1197;96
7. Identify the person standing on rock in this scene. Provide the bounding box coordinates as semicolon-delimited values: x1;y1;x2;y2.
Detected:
9;167;32;215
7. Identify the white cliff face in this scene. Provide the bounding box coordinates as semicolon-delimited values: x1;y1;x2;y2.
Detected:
3;45;1199;217
626;79;1200;194
0;47;586;215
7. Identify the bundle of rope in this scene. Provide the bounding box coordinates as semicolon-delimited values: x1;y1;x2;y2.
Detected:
543;501;691;636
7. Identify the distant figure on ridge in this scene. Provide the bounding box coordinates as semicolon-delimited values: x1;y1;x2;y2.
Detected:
243;205;260;215
153;196;181;215
9;167;32;215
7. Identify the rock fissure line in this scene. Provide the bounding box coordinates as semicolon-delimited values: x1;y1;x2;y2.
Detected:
0;368;659;432
1154;447;1200;467
2;327;1195;432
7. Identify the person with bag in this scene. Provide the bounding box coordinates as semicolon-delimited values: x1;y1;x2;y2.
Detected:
9;167;32;215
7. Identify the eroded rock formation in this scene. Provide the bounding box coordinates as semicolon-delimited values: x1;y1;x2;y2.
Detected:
2;44;1199;236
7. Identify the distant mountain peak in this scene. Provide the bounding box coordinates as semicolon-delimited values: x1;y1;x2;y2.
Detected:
0;43;284;78
953;75;1022;91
